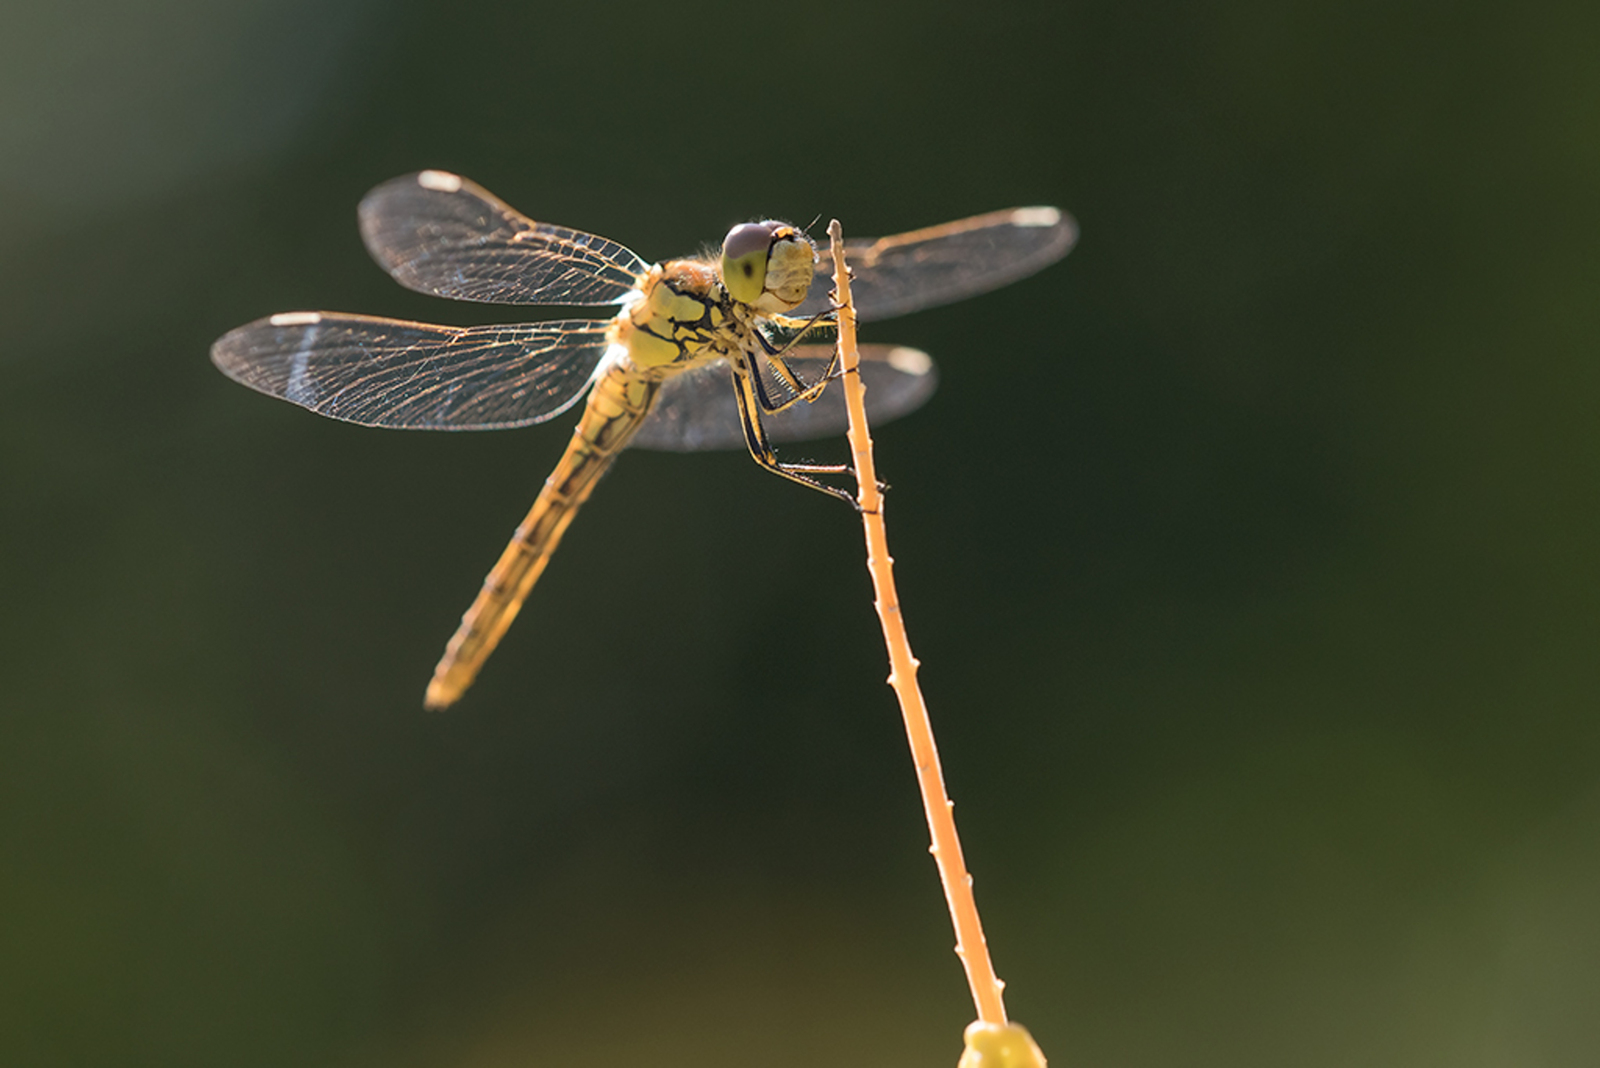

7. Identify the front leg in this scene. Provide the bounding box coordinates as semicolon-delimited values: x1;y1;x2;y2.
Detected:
753;310;841;414
730;360;857;506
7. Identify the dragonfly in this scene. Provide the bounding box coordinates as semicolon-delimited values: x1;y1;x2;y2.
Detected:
212;170;1076;709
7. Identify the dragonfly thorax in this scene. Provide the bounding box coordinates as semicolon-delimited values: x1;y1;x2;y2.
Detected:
613;260;747;371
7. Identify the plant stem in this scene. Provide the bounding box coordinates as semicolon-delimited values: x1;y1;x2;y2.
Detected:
826;220;1008;1026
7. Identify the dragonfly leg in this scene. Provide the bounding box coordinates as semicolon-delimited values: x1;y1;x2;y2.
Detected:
753;310;840;413
759;348;840;413
765;306;837;348
731;362;858;507
750;350;836;416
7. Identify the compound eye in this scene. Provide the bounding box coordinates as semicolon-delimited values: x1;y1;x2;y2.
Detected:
721;221;777;304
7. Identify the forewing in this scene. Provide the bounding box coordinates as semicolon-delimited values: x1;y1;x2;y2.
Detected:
211;312;611;430
358;171;651;306
630;345;938;452
791;206;1077;322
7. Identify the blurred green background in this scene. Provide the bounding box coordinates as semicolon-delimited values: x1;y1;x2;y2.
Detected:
4;0;1599;1065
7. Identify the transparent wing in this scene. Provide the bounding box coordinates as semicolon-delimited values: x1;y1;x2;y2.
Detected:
791;206;1077;322
358;171;650;306
211;311;612;430
630;344;938;452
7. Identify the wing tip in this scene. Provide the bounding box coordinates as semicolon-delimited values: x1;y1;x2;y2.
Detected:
208;331;237;371
417;169;464;193
269;311;324;327
1012;205;1078;253
885;346;934;376
1010;206;1061;228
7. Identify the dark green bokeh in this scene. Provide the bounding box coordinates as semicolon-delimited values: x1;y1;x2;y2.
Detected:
4;1;1599;1065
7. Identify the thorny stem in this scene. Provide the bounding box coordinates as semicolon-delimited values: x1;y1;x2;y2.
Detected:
826;220;1008;1026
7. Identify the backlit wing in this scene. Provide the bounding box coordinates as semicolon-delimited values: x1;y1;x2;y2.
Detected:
630;345;938;452
358;171;650;306
791;206;1077;322
211;311;612;430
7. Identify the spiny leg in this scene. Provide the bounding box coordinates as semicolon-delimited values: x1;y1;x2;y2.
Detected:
755;310;842;412
731;362;857;506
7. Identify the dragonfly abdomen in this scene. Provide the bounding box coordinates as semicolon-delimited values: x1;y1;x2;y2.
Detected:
424;365;662;709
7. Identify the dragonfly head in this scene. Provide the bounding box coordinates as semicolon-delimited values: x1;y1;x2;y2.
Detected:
720;220;816;312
